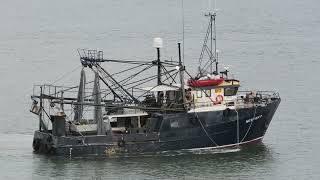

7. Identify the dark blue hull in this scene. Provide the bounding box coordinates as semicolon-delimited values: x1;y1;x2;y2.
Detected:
33;99;280;156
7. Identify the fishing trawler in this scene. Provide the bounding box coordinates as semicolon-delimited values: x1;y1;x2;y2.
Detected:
30;11;280;156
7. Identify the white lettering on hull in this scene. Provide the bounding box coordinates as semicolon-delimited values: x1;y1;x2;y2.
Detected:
245;115;262;123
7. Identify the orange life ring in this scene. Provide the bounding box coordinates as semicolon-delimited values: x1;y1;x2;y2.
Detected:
215;95;224;103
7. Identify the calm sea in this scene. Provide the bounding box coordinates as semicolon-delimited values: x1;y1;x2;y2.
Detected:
0;0;319;179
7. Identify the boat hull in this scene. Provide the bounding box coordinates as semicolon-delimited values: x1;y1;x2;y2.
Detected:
32;99;280;156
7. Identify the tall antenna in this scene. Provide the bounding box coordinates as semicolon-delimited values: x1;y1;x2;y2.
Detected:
208;0;218;74
181;0;185;64
214;0;218;74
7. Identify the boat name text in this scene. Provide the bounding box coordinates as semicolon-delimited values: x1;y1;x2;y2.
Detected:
246;115;262;123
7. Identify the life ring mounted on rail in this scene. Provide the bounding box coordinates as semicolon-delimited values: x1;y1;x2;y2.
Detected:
215;95;224;104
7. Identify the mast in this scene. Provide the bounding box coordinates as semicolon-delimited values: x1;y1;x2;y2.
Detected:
39;86;42;131
93;72;107;135
74;68;86;122
178;43;186;109
39;86;48;132
213;12;218;74
210;13;213;73
153;38;163;86
157;47;161;85
206;11;218;75
198;9;219;77
153;38;163;104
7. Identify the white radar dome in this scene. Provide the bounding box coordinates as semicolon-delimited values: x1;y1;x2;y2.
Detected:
153;37;163;48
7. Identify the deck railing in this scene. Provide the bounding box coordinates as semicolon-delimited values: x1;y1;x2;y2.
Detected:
191;91;280;109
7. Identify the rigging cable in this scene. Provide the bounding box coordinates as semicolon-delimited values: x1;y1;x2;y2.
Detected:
136;69;178;99
96;64;139;103
234;108;240;147
99;68;177;100
82;64;154;100
192;102;219;147
117;64;154;86
49;65;83;86
184;69;220;147
91;63;154;98
240;105;258;143
125;69;176;88
110;64;143;76
160;65;177;84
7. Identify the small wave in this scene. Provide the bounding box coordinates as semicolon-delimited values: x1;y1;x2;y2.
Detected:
158;147;241;156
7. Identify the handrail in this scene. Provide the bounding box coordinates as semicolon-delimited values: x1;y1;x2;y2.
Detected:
191;91;280;109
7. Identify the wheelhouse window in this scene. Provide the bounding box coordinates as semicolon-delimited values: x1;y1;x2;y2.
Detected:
205;89;211;97
197;90;202;98
224;87;238;96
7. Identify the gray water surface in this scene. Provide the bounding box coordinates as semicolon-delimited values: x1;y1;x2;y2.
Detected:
1;0;320;179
